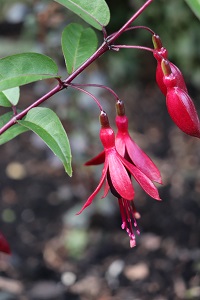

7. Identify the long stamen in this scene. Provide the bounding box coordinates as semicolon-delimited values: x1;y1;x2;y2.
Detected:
118;198;140;248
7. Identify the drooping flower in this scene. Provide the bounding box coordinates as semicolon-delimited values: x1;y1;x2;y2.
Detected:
161;59;200;138
152;34;188;95
0;231;11;254
78;111;161;247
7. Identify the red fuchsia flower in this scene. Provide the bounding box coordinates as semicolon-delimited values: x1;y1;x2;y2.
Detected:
115;100;162;184
152;34;188;95
161;59;200;138
0;231;11;254
77;111;161;247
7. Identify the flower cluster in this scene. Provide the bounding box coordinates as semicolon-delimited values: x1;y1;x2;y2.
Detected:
77;101;162;247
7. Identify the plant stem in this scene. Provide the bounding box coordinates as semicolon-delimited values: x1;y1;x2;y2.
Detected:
68;84;103;111
112;45;154;53
63;42;108;84
0;84;63;134
0;0;154;135
124;25;155;35
107;0;154;43
69;83;120;101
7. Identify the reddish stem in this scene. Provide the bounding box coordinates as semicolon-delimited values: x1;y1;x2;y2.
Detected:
69;83;120;101
124;25;155;35
109;25;155;39
107;0;154;43
0;84;63;134
68;84;103;111
112;45;154;53
0;0;154;135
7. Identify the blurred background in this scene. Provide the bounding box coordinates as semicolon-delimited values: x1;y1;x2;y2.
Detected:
0;0;200;299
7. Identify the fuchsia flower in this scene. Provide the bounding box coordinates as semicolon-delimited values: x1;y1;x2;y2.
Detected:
161;59;200;138
152;34;187;95
0;231;11;254
77;110;161;247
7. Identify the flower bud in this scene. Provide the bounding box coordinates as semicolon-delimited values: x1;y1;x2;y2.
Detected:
161;59;177;89
160;59;200;137
166;86;200;138
99;110;110;128
116;99;125;116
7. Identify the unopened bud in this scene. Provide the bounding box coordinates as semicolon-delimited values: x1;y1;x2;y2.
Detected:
116;99;125;116
99;110;110;128
166;87;200;138
152;34;163;50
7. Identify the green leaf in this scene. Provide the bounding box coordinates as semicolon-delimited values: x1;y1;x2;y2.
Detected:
185;0;200;20
0;92;11;107
62;23;98;74
18;107;72;176
0;53;59;91
55;0;110;30
0;112;29;145
0;87;20;106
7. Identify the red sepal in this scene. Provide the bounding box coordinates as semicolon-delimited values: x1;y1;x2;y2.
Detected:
0;232;11;254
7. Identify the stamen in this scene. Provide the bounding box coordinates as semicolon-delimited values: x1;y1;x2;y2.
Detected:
130;239;136;248
118;198;140;248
